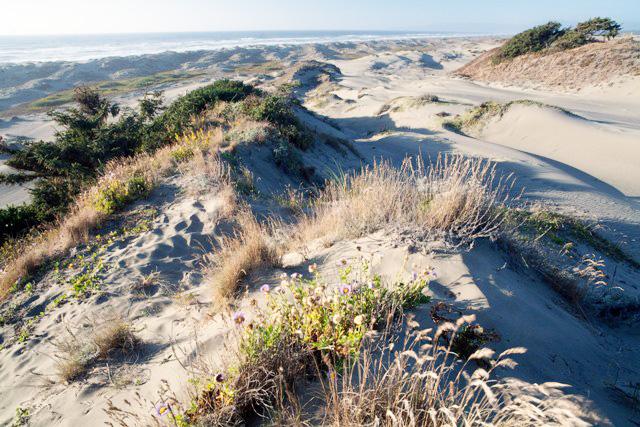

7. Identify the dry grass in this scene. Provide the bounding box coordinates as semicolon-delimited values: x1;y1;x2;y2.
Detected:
0;129;227;299
55;316;140;383
293;154;514;249
157;314;593;426
321;317;593;426
456;36;640;90
205;209;280;308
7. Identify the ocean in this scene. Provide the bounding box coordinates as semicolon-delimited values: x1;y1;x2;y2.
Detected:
0;30;488;64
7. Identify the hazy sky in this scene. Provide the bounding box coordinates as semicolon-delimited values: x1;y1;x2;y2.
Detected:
2;0;639;36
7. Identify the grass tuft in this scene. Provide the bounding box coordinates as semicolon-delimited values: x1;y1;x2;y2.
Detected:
292;154;513;249
205;210;280;308
55;316;140;383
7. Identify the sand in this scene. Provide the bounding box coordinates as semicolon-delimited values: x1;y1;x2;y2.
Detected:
1;36;640;426
478;103;640;197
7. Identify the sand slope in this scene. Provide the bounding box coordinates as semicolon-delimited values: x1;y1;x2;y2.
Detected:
456;37;640;92
476;103;640;197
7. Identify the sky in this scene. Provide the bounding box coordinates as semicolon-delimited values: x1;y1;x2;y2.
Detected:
2;0;639;36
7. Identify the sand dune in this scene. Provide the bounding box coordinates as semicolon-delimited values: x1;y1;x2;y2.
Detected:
456;36;640;92
475;103;640;197
2;35;640;426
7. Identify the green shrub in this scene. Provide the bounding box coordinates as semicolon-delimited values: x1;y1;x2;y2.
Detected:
170;145;195;163
30;178;78;220
272;142;303;175
0;173;33;185
3;80;254;241
494;22;565;62
243;94;312;150
0;205;41;241
550;30;590;51
93;175;150;215
575;17;621;40
494;18;622;63
153;79;255;144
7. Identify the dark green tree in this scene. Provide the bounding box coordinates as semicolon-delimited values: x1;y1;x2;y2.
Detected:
575;17;622;40
495;22;565;62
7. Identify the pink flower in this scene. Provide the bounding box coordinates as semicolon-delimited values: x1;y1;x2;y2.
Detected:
260;284;271;293
338;283;352;295
233;311;246;325
155;402;170;417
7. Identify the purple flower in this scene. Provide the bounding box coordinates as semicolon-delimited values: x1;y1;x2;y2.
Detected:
411;271;418;281
155;402;170;417
367;281;375;290
338;283;352;295
260;284;271;293
233;311;246;325
215;373;226;383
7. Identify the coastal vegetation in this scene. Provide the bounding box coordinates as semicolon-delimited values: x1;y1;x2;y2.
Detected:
0;81;307;243
493;17;621;63
0;80;316;297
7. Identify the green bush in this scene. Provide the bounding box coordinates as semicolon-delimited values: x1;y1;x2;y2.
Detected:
170;145;195;163
494;17;622;63
0;205;41;241
550;30;590;51
2;80;254;242
93;175;150;215
494;22;565;62
153;80;255;146
243;94;312;150
272;142;303;175
575;17;621;40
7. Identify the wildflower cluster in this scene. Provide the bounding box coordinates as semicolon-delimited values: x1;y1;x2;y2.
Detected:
244;262;432;360
174;261;433;426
